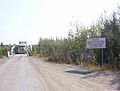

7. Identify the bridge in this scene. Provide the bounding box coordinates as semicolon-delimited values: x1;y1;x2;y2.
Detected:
10;41;32;56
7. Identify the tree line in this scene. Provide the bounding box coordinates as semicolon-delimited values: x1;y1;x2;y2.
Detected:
0;42;11;58
33;7;120;71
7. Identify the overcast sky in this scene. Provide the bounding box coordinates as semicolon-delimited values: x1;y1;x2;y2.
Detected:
0;0;119;45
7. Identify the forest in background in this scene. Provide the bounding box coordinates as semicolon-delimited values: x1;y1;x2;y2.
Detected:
33;6;119;71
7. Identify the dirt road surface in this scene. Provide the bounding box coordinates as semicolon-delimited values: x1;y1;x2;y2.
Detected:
0;54;119;91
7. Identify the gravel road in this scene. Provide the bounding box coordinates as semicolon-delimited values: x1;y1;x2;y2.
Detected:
0;54;119;91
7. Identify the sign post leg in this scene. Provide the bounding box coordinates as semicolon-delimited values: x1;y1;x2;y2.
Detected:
102;48;103;66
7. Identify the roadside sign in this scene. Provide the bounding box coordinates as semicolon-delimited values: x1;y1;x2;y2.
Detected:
86;38;106;49
39;41;45;46
86;38;106;66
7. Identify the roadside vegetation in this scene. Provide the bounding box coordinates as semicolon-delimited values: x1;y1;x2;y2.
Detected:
33;6;120;71
0;42;11;58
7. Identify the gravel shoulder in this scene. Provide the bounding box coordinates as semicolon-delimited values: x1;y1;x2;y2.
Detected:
0;54;119;91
